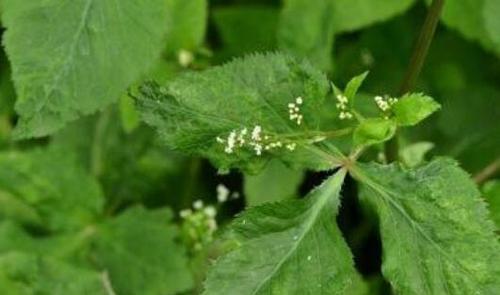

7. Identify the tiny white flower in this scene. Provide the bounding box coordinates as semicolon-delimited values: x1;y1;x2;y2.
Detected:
295;96;303;104
193;200;204;210
251;125;262;141
204;206;217;218
180;209;192;218
217;184;230;203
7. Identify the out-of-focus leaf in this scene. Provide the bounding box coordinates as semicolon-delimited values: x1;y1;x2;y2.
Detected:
244;160;304;206
165;0;207;54
0;148;103;232
483;180;500;229
93;206;193;295
0;252;107;295
277;0;415;70
213;5;279;59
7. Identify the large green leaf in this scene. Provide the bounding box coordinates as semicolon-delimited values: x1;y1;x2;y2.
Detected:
93;206;193;295
0;252;107;295
204;169;360;295
354;158;500;294
0;148;104;232
1;0;169;138
135;52;346;173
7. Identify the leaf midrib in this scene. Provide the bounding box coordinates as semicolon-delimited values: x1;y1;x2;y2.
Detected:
354;166;480;290
249;169;346;295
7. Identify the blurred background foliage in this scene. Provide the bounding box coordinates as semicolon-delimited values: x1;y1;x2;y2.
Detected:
0;0;498;294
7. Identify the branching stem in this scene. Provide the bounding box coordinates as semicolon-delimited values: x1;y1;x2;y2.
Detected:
384;0;445;162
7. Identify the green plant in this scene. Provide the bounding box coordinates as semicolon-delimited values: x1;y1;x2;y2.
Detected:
0;0;499;294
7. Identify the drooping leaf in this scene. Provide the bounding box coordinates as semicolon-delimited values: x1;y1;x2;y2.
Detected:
0;252;107;295
92;206;193;295
392;93;440;126
0;148;104;232
204;169;360;295
354;158;500;294
244;160;304;206
135;52;346;173
1;0;169;138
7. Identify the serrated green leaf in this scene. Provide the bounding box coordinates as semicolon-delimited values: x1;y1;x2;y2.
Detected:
1;0;169;138
244;160;304;206
0;148;104;232
165;0;207;54
353;118;396;147
93;206;193;295
204;169;360;295
483;180;500;229
354;158;500;294
135;52;346;173
392;93;440;126
0;252;107;295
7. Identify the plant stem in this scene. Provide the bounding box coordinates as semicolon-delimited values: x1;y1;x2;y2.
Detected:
384;0;445;162
473;157;500;185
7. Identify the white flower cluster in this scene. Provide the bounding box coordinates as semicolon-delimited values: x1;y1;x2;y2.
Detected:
288;97;304;125
217;125;297;155
335;94;353;120
374;95;398;112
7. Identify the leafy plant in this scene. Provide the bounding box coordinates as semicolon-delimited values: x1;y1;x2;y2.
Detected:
0;0;499;294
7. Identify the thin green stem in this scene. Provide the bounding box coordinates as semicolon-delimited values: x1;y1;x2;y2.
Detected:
384;0;445;162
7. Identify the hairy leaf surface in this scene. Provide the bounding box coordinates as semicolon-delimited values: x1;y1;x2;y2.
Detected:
204;169;359;295
136;52;345;172
2;0;169;138
355;158;500;294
